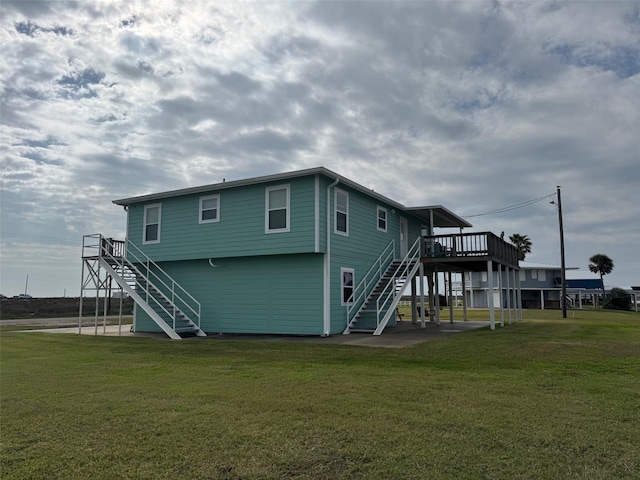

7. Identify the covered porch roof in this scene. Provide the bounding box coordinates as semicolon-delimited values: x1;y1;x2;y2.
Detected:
404;205;472;229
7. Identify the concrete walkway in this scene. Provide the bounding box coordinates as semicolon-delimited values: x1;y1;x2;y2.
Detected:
11;317;491;348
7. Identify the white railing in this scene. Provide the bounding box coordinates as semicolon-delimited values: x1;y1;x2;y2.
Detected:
373;237;422;334
82;234;201;331
346;240;396;327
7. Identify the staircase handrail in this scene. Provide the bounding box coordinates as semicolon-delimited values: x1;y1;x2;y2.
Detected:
87;234;201;330
123;239;202;328
346;240;396;325
375;237;422;328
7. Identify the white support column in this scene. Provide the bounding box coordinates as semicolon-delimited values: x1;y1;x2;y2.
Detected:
411;275;417;324
427;272;434;322
506;267;512;325
434;268;440;325
487;260;495;330
498;265;504;327
516;273;523;321
578;290;583;309
540;290;545;310
448;272;454;324
419;263;425;328
462;271;468;321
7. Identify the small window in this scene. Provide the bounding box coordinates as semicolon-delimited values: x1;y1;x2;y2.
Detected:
519;269;526;281
341;268;355;305
143;204;161;244
335;189;348;236
266;185;290;233
199;195;220;224
377;206;387;232
531;269;538;280
481;272;488;282
538;269;546;281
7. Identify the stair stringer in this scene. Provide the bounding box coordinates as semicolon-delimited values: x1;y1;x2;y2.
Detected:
372;260;422;336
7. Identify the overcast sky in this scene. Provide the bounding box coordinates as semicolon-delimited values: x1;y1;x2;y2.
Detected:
1;0;639;298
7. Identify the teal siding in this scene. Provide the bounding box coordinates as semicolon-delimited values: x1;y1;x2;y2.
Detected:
127;176;318;261
134;253;325;335
325;183;426;334
128;171;429;336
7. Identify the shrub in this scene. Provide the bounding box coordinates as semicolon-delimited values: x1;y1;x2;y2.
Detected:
603;287;631;311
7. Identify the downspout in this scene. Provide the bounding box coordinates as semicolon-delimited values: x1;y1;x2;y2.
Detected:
324;177;340;336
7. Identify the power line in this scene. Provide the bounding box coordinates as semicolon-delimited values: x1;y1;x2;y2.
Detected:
463;193;556;218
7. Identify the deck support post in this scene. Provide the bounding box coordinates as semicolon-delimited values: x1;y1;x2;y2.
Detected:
498;264;504;327
461;271;468;321
434;268;440;325
516;273;523;321
419;263;425;328
506;267;512;325
487;260;495;330
427;272;434;322
411;275;417;324
448;271;454;324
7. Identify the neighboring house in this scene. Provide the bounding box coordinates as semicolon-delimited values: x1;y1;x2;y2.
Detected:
81;167;520;339
464;262;608;310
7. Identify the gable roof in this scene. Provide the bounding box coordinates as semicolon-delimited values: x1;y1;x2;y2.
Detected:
113;166;471;228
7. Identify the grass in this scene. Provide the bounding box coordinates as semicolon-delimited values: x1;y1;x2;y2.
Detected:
1;310;639;479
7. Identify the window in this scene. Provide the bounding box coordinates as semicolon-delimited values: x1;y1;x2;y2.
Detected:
199;195;220;224
341;268;354;305
143;204;161;244
481;272;488;282
538;269;546;281
531;269;538;280
335;189;348;235
519;269;526;281
377;206;387;232
266;185;290;233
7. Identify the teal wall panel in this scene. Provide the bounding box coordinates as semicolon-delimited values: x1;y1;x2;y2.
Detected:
134;253;325;335
127;176;319;261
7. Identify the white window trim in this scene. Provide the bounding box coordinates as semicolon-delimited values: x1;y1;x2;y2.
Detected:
143;203;161;245
199;194;220;224
265;184;290;233
334;188;349;236
341;267;355;306
377;206;388;232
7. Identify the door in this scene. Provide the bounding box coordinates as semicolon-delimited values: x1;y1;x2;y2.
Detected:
400;218;408;257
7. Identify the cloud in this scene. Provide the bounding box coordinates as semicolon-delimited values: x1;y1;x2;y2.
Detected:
1;0;639;296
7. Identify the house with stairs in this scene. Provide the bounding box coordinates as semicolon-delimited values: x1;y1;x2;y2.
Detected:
81;167;521;339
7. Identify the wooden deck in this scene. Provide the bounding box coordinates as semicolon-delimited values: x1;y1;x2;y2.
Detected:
420;232;521;272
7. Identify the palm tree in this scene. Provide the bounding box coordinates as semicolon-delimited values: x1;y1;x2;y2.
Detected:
588;254;614;295
509;233;532;260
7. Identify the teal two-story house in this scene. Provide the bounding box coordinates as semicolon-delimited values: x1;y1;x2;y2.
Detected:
82;167;474;338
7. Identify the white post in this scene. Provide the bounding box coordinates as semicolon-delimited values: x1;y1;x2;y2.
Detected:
434;268;440;325
462;271;468;321
411;275;417;324
487;261;495;330
419;263;425;328
448;272;454;324
578;290;583;309
516;273;523;321
540;289;545;310
498;264;504;327
506;267;512;325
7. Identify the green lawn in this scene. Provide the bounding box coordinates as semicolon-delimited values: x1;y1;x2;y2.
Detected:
1;310;639;479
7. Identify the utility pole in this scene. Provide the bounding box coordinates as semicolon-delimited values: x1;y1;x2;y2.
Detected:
557;186;567;318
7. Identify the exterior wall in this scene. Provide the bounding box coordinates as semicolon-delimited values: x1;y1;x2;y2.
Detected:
135;253;325;335
127;175;319;261
128;172;428;335
326;179;426;333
